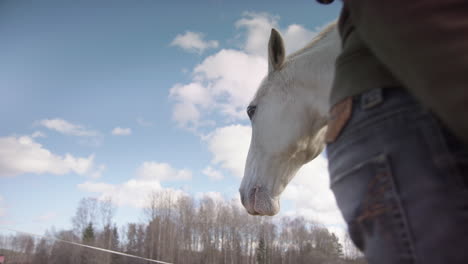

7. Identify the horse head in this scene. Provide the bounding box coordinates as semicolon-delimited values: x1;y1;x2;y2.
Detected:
239;25;339;216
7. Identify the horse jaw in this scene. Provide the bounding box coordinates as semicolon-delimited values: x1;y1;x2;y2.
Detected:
240;125;327;216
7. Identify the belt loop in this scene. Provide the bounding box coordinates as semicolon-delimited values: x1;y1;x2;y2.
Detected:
361;88;383;110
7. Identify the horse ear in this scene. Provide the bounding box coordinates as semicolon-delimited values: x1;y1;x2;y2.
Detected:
268;28;285;72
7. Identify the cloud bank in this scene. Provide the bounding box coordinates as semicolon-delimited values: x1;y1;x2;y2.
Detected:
79;162;191;208
0;135;103;178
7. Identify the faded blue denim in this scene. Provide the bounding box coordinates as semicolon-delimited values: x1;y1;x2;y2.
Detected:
327;87;468;263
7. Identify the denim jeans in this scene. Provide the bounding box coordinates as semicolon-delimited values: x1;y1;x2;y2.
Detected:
326;87;468;263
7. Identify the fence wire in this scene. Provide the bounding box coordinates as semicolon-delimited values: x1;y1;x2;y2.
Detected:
0;226;173;264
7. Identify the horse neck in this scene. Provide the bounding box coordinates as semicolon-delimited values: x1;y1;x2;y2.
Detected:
284;27;340;118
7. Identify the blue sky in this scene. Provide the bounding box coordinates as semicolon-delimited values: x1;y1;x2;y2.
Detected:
0;0;343;235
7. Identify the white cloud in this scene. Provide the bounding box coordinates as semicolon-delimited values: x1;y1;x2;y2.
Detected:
195;191;226;203
170;82;212;107
0;135;103;178
171;31;219;54
282;24;320;55
111;127;132;136
137;162;192;181
202;166;224;180
171;103;201;128
36;211;58;222
0;196;9;225
170;50;266;128
0;195;5;218
193;50;266;118
79;180;163;208
169;12;324;129
89;164;106;179
235;12;320;57
235;12;279;57
31;131;46;138
37;118;99;137
78;162;191;208
204;125;251;178
282;155;345;227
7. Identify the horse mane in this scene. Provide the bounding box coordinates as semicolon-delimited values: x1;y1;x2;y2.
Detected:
286;21;337;61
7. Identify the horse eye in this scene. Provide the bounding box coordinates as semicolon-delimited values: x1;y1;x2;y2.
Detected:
247;106;257;120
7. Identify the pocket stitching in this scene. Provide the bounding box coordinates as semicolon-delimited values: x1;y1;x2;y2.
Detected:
331;154;417;262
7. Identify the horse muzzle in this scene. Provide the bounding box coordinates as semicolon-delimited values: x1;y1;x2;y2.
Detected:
240;186;280;216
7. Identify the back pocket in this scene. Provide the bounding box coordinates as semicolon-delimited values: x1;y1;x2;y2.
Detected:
330;154;416;264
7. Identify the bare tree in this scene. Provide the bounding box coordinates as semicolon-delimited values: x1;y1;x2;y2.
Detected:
0;192;370;264
72;197;98;236
99;197;116;229
34;238;50;264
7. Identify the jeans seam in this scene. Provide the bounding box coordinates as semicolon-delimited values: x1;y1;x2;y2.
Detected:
330;154;418;262
381;155;417;263
330;154;381;186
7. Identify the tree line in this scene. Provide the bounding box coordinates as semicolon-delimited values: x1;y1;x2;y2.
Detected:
0;191;365;264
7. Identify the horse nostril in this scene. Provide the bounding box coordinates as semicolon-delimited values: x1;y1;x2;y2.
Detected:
247;186;260;209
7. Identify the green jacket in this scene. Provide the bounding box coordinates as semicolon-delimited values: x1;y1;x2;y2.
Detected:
331;0;468;144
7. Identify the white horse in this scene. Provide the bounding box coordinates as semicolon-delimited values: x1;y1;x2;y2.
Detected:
239;23;340;216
